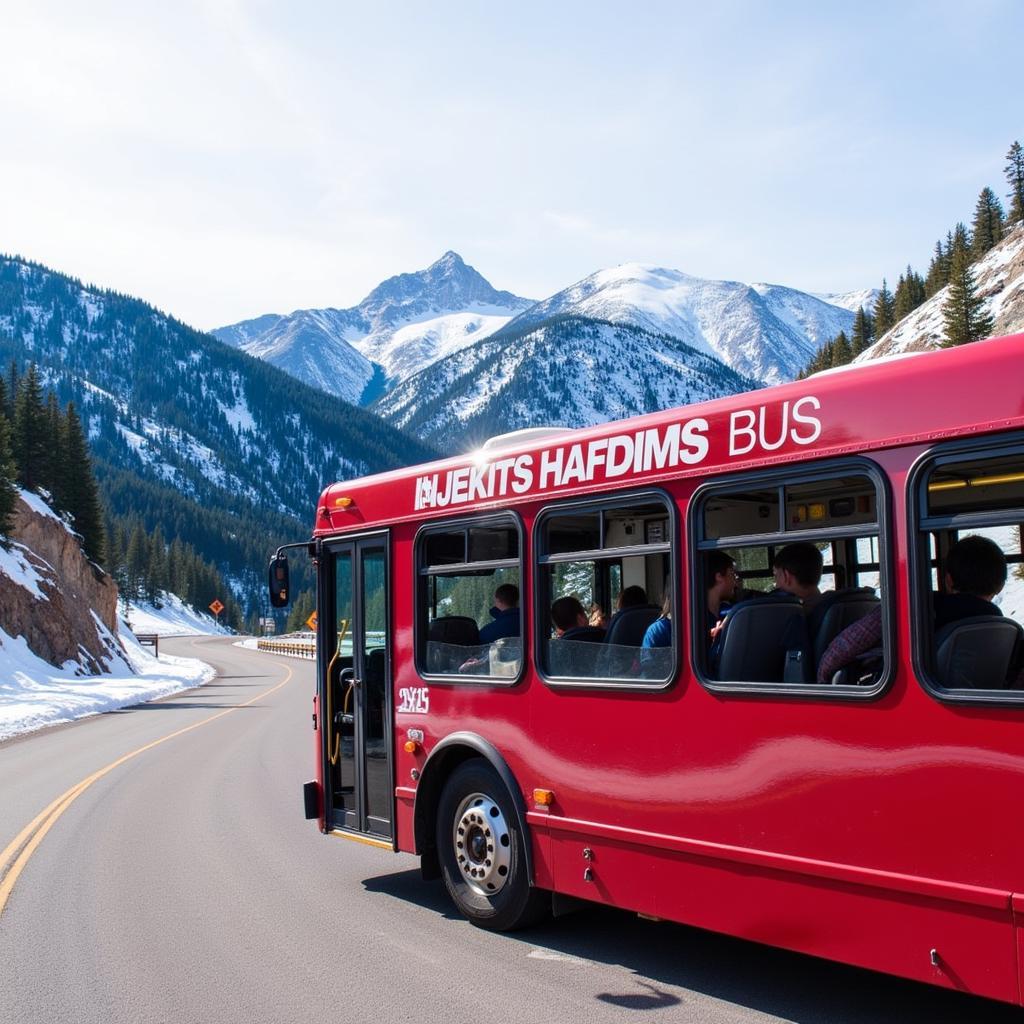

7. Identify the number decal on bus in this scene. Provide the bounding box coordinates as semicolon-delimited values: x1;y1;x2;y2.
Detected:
398;687;430;714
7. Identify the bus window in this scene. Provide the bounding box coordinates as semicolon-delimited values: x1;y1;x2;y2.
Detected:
915;445;1024;700
417;514;524;683
695;465;889;694
536;493;675;687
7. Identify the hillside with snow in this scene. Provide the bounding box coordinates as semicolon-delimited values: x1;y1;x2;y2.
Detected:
856;224;1024;360
0;490;216;741
374;315;760;454
0;255;438;601
492;264;858;385
214;252;533;403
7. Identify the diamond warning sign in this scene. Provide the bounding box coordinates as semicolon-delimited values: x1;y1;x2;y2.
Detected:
209;599;225;616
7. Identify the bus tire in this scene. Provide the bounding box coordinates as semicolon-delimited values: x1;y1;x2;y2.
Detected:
436;759;549;931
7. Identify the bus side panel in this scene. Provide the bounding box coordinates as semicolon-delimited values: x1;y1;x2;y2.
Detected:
545;829;1017;1004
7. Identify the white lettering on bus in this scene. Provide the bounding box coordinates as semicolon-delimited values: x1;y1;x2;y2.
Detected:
413;399;824;510
729;398;822;457
790;396;822;445
398;687;429;714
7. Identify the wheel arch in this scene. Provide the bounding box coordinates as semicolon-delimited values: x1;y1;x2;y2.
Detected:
413;732;533;884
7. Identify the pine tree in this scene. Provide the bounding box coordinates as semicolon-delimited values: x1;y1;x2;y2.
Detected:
5;361;18;421
970;186;1005;259
62;402;105;564
924;239;950;297
851;307;874;356
43;390;64;505
830;331;853;367
0;409;18;544
893;265;926;321
873;279;896;337
146;524;167;605
124;523;147;604
1005;140;1024;224
286;590;315;633
12;364;48;492
105;520;126;592
942;234;994;346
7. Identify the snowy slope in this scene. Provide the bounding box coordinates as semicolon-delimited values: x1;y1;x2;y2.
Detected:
856;224;1024;360
213;252;533;402
374;316;760;454
815;288;879;314
494;264;856;385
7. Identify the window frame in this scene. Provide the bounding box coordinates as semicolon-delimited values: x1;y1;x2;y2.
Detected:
533;487;678;691
690;457;894;701
414;510;526;687
908;434;1024;707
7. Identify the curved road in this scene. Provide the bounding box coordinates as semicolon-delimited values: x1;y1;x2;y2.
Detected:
0;637;1018;1023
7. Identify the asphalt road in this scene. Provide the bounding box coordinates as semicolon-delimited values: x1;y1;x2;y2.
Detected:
0;637;1019;1024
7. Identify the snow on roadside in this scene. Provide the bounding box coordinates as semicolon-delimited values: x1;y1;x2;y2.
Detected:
0;627;215;742
0;590;229;742
123;591;231;637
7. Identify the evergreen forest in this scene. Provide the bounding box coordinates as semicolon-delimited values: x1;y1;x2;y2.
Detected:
801;140;1023;375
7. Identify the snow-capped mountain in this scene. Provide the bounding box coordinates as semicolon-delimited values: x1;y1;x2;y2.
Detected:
0;255;438;597
856;224;1024;360
373;315;760;454
213;252;533;403
815;287;879;315
492;264;856;385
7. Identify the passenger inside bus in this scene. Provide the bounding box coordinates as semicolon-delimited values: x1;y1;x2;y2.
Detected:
706;551;740;644
771;542;824;610
551;596;605;642
478;583;520;644
817;535;1024;687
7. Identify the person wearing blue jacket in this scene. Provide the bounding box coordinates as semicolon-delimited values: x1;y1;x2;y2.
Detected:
479;583;520;644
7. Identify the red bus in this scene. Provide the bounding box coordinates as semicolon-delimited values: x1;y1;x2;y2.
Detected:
271;331;1024;1004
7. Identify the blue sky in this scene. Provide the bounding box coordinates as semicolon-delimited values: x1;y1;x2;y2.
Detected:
1;1;1020;328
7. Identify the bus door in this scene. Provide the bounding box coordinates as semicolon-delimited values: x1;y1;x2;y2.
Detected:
326;535;392;840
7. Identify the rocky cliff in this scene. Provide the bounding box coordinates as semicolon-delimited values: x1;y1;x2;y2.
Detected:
0;493;124;674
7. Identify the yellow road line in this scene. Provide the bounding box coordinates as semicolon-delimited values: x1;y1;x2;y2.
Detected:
0;647;294;916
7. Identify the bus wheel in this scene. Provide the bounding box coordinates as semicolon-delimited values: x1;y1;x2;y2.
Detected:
436;759;549;931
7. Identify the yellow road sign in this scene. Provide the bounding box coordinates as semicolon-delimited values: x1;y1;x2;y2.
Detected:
209;599;224;616
306;611;318;631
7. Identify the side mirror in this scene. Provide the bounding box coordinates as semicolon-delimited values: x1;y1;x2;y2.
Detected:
269;554;290;608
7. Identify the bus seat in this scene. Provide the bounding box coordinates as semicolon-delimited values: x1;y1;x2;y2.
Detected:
601;605;661;676
934;616;1024;689
427;616;480;672
810;588;880;664
713;594;812;683
428;616;480;646
548;626;605;677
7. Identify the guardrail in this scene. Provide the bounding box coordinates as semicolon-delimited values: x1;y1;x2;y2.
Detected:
257;634;316;660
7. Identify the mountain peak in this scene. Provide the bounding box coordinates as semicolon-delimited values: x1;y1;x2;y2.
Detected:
432;250;465;269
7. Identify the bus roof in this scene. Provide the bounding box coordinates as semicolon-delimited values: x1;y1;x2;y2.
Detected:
313;332;1024;536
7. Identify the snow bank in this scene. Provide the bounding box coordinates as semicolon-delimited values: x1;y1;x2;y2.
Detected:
123;591;232;637
0;627;215;742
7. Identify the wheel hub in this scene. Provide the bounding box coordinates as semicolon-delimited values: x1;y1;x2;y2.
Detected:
453;792;512;896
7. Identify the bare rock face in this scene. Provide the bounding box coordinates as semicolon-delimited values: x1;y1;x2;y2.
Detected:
0;496;124;674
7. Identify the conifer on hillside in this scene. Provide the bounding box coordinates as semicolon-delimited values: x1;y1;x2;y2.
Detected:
893;266;926;322
1006;141;1024;224
62;402;106;564
0;406;17;543
12;364;48;492
872;279;896;337
850;307;874;356
830;331;852;367
924;239;950;298
286;590;316;633
942;233;994;346
970;187;1005;259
